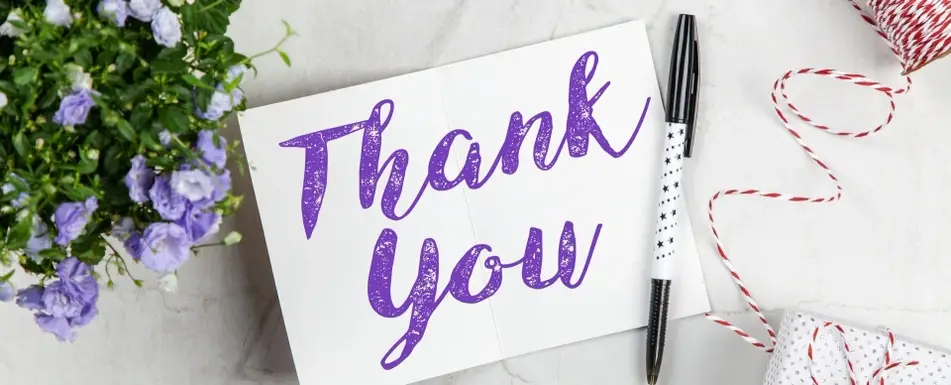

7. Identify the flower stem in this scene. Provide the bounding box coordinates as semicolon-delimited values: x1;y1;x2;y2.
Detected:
101;236;140;284
244;26;295;63
191;242;223;250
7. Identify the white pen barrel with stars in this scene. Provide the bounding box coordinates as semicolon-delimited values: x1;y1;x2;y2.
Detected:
650;122;687;280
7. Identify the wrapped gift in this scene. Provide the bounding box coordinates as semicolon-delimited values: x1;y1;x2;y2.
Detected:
763;311;951;384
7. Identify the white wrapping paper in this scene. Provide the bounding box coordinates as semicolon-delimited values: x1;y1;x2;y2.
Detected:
764;311;951;384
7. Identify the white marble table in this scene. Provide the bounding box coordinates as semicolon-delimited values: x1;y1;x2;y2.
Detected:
3;0;951;384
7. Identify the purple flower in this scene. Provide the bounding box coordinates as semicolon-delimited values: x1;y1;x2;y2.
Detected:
0;282;13;302
53;89;96;126
1;10;25;37
196;90;235;121
190;168;231;209
225;64;248;84
159;129;173;147
229;88;244;109
124;232;145;260
98;0;129;27
149;174;187;220
2;174;28;208
170;169;215;202
26;217;52;262
124;155;155;203
211;168;231;202
223;66;248;108
177;203;221;243
16;285;43;310
16;257;100;342
44;0;73;27
139;222;191;273
111;217;135;238
53;197;98;245
128;0;160;21
151;7;181;48
196;130;227;169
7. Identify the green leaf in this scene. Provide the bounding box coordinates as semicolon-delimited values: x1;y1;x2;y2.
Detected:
60;184;97;201
38;247;66;261
96;50;117;69
130;104;153;128
12;67;37;85
120;80;154;104
182;73;214;90
74;185;97;198
20;257;52;276
8;20;28;32
84;130;105;149
197;7;229;35
6;212;33;249
0;269;13;283
169;85;192;101
102;145;122;174
283;19;295;36
38;87;58;109
75;49;93;68
73;237;107;266
278;50;291;67
116;119;136;142
18;90;36;115
28;48;58;62
77;159;97;174
151;47;187;74
159;105;189;133
140;130;163;151
12;131;27;157
116;53;135;74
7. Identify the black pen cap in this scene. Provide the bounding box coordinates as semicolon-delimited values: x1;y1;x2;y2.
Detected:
665;14;696;125
684;17;700;158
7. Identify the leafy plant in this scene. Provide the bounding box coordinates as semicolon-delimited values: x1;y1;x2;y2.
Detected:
0;0;293;341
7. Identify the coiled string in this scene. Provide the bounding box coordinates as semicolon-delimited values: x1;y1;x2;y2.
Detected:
703;0;951;382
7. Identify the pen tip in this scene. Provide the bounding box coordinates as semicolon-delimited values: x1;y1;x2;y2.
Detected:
647;375;657;385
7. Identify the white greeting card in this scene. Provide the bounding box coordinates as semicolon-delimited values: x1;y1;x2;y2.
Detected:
238;20;711;385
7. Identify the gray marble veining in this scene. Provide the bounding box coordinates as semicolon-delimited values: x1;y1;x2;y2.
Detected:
2;0;950;384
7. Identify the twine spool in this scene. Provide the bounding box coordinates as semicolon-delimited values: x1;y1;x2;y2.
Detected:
865;0;951;74
702;0;951;382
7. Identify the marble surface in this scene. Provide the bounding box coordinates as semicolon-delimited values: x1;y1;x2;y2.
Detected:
3;0;951;384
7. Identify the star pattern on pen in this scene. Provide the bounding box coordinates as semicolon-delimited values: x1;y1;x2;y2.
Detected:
654;123;687;261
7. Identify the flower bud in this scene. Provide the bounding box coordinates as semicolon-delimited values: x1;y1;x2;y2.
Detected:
223;231;242;245
87;149;99;160
158;273;178;293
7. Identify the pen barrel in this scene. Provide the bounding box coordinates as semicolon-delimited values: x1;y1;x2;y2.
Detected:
646;279;672;380
651;122;687;280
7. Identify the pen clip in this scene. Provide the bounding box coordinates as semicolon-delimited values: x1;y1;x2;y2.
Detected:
684;21;700;159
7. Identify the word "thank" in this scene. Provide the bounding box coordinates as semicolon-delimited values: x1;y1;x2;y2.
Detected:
279;50;652;370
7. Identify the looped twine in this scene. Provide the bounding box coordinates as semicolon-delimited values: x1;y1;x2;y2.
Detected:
702;0;947;376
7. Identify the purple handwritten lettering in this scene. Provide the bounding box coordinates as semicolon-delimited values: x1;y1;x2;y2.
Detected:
517;221;599;289
279;50;652;370
367;221;603;370
280;51;651;238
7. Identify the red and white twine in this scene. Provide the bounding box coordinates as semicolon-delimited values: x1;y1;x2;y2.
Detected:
805;322;920;385
704;0;951;381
